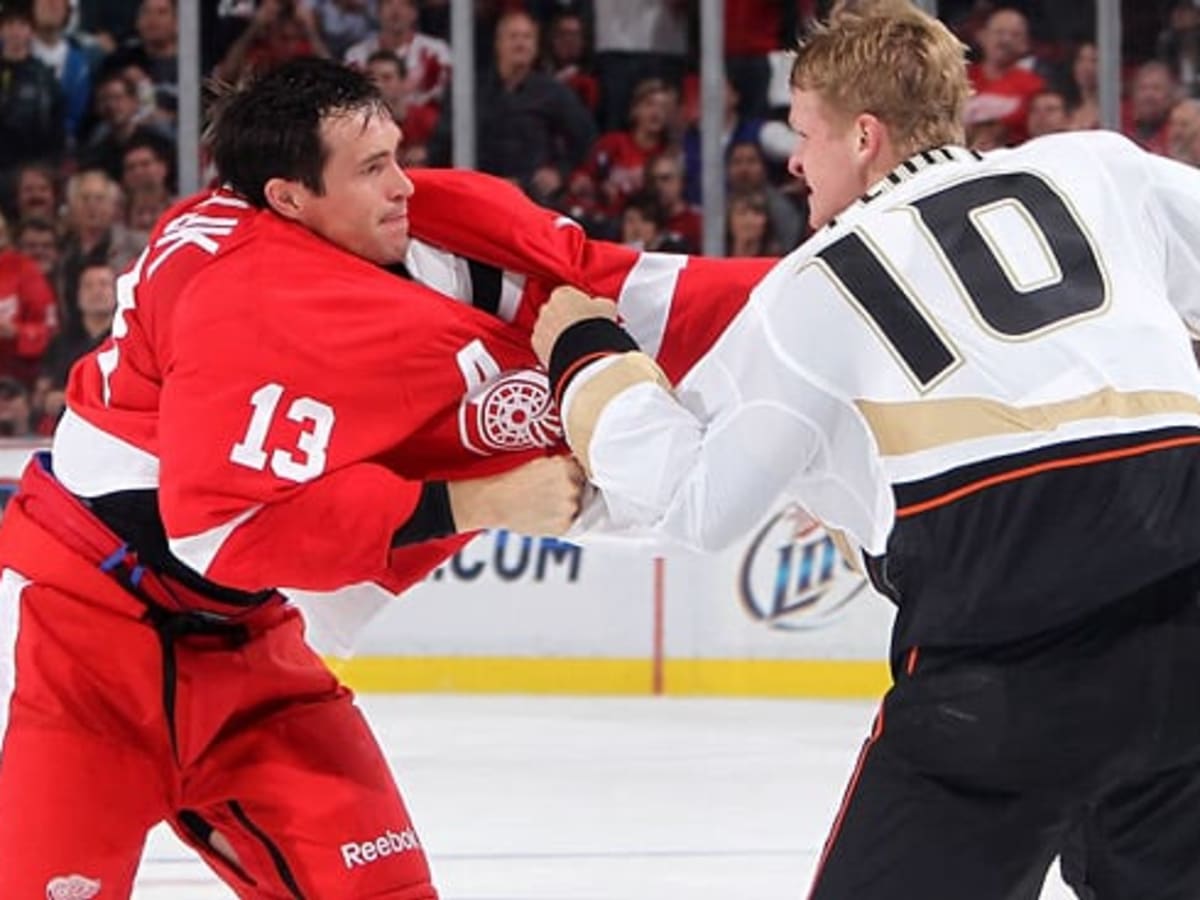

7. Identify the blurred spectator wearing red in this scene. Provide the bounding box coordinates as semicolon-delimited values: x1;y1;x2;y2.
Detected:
571;76;671;217
967;7;1045;146
543;8;597;113
345;0;451;113
619;189;689;253
1123;60;1179;155
645;150;701;253
0;208;57;388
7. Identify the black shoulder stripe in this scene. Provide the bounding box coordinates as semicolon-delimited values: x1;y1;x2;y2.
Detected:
467;258;503;315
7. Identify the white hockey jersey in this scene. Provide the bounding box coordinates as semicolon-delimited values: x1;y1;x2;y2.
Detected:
566;132;1200;649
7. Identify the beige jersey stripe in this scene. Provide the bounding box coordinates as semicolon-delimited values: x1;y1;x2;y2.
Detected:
856;387;1200;457
566;353;672;477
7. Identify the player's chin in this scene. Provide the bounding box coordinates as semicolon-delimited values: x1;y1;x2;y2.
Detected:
376;232;411;265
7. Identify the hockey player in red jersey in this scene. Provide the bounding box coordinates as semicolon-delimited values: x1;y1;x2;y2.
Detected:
0;59;589;899
0;58;774;898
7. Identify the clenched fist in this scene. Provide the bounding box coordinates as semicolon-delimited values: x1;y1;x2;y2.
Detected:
448;455;586;536
531;286;620;367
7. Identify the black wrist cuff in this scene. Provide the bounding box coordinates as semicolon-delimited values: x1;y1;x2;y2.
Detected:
548;317;639;407
391;481;456;547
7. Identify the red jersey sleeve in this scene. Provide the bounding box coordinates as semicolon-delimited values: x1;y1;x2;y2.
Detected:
406;167;775;381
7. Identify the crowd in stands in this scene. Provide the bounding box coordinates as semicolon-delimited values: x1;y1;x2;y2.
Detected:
1;0;1199;438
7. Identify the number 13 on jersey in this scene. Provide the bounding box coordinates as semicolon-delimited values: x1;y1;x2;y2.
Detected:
229;383;336;482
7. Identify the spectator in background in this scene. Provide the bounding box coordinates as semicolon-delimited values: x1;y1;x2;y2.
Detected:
683;77;765;204
120;131;173;200
80;70;174;182
645;150;701;252
14;218;60;290
214;0;330;83
592;0;687;132
57;169;142;326
543;8;597;113
0;3;66;173
120;133;174;231
308;0;377;60
619;189;688;252
102;0;179;126
430;9;596;205
725;188;779;257
366;49;436;164
30;0;100;144
726;138;803;251
967;7;1044;145
345;0;450;112
1027;88;1070;139
14;162;59;223
1168;97;1200;165
571;77;671;217
1157;0;1200;99
0;375;35;437
34;260;113;432
0;208;57;388
1123;60;1178;155
1065;41;1100;130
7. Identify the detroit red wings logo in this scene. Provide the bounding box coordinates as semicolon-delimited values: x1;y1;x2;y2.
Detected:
46;875;101;899
458;368;563;455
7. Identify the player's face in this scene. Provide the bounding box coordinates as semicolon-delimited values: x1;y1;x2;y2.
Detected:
300;111;414;265
787;89;866;230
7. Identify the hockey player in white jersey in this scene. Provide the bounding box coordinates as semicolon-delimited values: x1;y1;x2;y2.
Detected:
532;2;1200;898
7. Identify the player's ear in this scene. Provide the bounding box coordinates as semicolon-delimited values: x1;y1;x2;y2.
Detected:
853;113;891;171
263;177;306;221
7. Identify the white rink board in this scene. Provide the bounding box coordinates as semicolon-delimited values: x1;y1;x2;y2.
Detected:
0;441;895;665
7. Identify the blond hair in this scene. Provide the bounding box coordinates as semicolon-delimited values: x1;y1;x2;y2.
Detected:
791;0;968;156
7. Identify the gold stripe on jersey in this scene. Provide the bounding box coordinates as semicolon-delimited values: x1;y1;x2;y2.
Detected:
567;352;672;476
856;387;1200;457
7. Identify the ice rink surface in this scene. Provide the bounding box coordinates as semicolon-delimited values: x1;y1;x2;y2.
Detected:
133;695;1076;899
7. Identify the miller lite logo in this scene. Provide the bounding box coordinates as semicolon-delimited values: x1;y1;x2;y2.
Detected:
738;505;869;630
46;875;101;899
458;368;563;455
